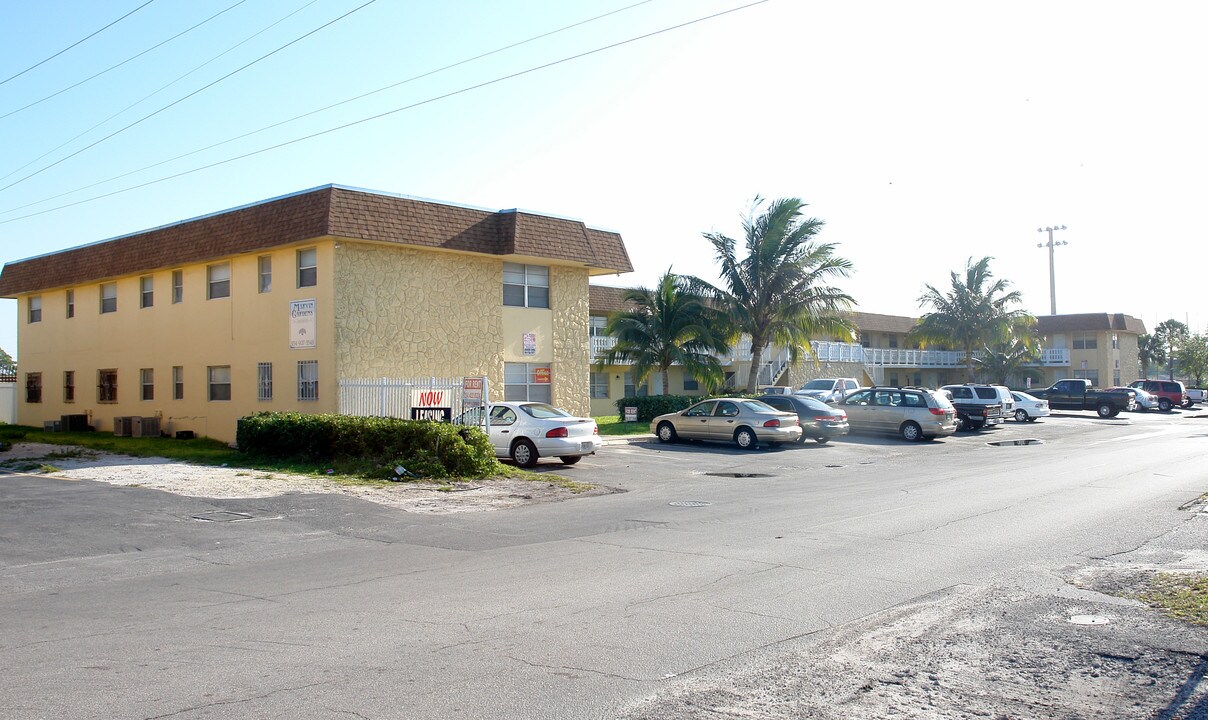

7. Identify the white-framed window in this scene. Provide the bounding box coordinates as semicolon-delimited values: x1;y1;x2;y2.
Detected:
504;362;552;402
172;270;183;304
140;276;154;308
173;366;184;400
623;371;649;398
589;316;608;337
208;366;231;401
1072;334;1097;350
297;247;317;288
258;255;272;293
297;360;318;401
27;295;41;323
66;289;74;318
590;371;609;399
140;368;154;400
502;263;549;308
257;362;273;401
100;283;117;314
207;263;230;300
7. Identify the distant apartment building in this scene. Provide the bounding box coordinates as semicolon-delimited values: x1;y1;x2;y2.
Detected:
0;185;632;442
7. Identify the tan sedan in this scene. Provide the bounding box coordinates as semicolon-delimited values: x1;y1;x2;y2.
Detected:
650;398;802;449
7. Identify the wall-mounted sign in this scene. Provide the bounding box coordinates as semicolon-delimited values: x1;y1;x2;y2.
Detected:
410;388;451;422
289;299;317;349
463;377;485;407
534;367;551;384
523;332;537;356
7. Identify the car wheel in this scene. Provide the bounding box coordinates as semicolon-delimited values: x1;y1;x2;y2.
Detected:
815;436;830;444
1027;416;1038;422
1159;398;1172;412
656;422;678;443
1096;402;1115;418
559;455;582;465
1184;400;1195;409
955;414;968;431
900;421;922;442
1014;409;1028;422
510;439;539;468
734;427;757;450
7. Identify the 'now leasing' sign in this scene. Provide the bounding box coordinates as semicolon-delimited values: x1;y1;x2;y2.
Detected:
410;389;451;422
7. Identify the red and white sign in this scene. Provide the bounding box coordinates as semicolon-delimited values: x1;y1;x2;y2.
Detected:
534;367;551;384
463;377;485;407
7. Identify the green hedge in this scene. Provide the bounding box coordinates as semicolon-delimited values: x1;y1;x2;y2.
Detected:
235;412;500;479
612;392;768;423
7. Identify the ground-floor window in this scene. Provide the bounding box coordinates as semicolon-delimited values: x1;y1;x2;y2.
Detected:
590;371;609;399
208;366;231;401
1073;369;1100;385
504;362;552;403
298;360;318;401
173;366;184;400
63;371;74;402
141;368;154;400
25;373;41;403
623;371;649;398
258;362;273;401
98;369;118;403
682;375;699;392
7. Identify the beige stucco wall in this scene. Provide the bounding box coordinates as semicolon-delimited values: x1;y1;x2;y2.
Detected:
14;241;337;443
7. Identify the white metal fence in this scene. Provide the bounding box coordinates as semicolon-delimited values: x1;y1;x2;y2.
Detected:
338;377;468;419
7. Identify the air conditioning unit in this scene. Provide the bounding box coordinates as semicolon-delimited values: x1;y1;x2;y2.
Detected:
131;416;160;438
43;420;61;432
61;414;90;432
113;417;133;437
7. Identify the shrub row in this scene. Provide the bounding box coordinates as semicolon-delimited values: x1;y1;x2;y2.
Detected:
613;392;767;423
235;412;499;479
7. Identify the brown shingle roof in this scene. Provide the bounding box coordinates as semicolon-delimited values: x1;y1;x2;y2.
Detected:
0;185;632;296
846;311;918;334
589;285;635;315
1037;313;1146;335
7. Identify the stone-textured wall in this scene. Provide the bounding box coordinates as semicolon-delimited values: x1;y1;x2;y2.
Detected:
333;242;504;392
785;361;872;388
550;265;590;416
1119;333;1140;383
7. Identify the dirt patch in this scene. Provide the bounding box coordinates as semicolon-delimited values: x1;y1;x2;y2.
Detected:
0;442;614;514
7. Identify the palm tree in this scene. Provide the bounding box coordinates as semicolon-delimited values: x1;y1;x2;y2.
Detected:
1137;333;1163;379
687;197;855;393
597;271;728;395
973;339;1040;386
908;256;1034;382
1154;319;1189;380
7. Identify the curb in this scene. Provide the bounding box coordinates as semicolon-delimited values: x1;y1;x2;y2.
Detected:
602;434;654;446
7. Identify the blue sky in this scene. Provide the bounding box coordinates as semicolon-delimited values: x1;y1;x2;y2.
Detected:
2;0;1206;358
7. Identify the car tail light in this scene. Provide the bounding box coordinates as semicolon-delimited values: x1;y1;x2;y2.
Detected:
817;415;836;421
763;419;782;428
929;407;947;416
593;426;599;435
545;427;568;438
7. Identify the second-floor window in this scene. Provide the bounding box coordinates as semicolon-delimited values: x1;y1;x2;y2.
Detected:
100;283;117;314
297;247;317;288
208;263;230;299
258;256;272;293
172;270;183;303
27;296;41;323
503;263;549;308
1073;334;1097;350
140;276;154;308
66;289;74;318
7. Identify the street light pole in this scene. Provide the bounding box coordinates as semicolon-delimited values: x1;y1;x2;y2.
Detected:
1036;225;1068;315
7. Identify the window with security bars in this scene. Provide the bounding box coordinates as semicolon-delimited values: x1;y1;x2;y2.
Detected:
297;360;318;401
98;369;118;403
502;263;549;308
25;373;41;403
64;371;75;403
258;362;273;401
504;362;551;402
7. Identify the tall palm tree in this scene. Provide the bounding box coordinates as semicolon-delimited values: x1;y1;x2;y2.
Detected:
1154;319;1189;380
908;256;1034;382
597;271;728;395
1137;333;1163;379
687;197;856;393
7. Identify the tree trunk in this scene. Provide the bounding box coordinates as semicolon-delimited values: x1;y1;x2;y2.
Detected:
746;337;766;393
662;366;671;396
965;344;976;382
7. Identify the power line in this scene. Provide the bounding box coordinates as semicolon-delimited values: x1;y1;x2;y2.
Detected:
0;0;770;224
0;0;326;185
0;0;379;195
1;0;655;206
0;0;159;88
0;0;252;121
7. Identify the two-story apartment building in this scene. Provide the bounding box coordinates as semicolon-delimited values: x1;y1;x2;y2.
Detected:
0;185;632;443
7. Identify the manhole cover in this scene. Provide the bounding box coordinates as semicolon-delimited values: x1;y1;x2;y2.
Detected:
704;472;773;478
986;439;1045;446
192;510;253;522
1069;614;1110;625
668;501;712;507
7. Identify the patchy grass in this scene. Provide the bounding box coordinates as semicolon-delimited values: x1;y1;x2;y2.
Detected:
1139;573;1208;626
594;416;649;436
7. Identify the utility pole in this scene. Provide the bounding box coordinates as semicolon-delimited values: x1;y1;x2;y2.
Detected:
1037;225;1068;315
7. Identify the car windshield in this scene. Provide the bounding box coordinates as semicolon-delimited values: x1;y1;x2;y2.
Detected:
801;380;834;390
740;400;777;412
797;396;832;412
519;403;572;419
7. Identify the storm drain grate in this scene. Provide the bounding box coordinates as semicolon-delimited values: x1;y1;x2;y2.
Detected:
668;501;712;507
704;472;773;478
986;439;1045;446
192;510;254;522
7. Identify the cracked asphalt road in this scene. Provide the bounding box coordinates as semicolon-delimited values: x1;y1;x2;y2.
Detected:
2;410;1207;718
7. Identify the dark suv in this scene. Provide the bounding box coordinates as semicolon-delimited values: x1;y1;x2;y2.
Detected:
1128;379;1190;411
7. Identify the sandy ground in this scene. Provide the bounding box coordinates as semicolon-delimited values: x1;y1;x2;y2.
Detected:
0;442;610;514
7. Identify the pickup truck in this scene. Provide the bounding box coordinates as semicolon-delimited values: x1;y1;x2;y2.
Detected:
796;377;861;404
1029;379;1135;417
941;384;1005;431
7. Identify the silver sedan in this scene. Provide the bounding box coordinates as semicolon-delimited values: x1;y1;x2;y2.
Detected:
650;398;802;449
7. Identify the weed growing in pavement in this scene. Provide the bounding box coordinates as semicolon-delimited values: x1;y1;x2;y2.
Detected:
1139;572;1208;626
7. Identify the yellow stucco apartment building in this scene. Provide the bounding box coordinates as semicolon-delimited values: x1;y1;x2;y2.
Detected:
0;185;632;443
